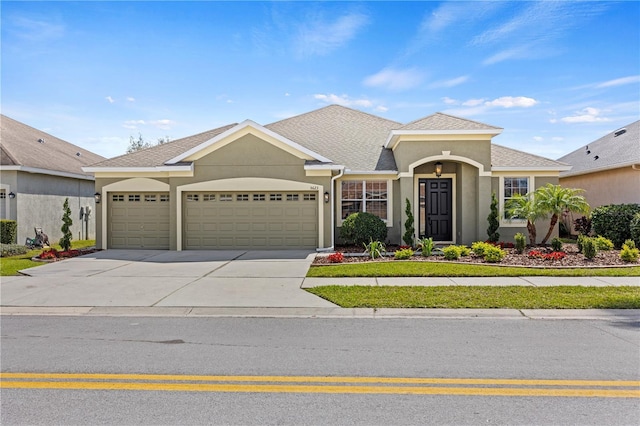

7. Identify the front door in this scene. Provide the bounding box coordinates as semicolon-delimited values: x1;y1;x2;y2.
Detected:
418;178;452;241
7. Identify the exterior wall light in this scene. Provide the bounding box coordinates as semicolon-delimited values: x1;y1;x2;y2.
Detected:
8;192;16;199
324;191;330;203
434;162;443;178
94;192;102;204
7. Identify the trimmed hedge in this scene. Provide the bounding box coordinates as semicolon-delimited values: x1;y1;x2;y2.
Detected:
630;212;640;247
339;212;387;246
591;204;640;248
0;220;17;244
0;243;29;257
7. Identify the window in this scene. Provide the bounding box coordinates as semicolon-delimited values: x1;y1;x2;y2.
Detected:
253;194;266;201
112;194;124;202
0;190;5;199
503;177;529;220
303;193;316;201
160;195;170;202
220;194;233;202
237;194;249;201
186;194;199;202
145;195;157;202
203;194;215;202
341;180;388;220
128;194;141;202
270;194;282;201
286;194;299;201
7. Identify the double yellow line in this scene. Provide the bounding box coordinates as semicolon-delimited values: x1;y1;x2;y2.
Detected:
1;373;638;398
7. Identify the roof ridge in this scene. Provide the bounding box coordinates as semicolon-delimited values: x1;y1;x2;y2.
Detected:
266;104;402;127
402;111;503;130
493;143;570;166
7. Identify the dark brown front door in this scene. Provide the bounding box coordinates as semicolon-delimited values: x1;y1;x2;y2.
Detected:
419;178;452;241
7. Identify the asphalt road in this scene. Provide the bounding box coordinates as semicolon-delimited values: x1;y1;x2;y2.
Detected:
1;316;638;425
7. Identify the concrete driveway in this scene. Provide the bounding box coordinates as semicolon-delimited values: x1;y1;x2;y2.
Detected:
1;250;336;308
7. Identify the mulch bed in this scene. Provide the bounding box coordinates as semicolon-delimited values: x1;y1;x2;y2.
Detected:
313;244;637;267
32;247;100;262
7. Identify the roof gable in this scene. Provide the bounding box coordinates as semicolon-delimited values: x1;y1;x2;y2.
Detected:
557;120;640;177
400;112;503;131
0;115;105;178
166;120;331;165
491;144;570;171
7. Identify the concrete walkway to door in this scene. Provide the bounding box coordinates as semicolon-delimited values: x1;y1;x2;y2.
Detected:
1;250;337;309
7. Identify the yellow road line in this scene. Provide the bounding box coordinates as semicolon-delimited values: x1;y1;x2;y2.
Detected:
1;381;638;398
2;373;638;388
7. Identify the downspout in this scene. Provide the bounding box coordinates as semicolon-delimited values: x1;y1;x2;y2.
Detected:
329;166;345;250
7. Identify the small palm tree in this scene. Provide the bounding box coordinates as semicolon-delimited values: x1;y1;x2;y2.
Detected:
505;194;546;246
535;184;590;244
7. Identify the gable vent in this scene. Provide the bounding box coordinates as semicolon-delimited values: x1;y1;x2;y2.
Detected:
38;138;45;143
614;128;626;137
76;152;81;156
594;155;599;160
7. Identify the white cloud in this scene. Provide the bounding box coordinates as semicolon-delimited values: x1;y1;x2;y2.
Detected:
295;12;369;56
284;93;290;97
442;97;458;105
314;93;382;110
428;75;469;89
554;107;611;123
150;119;176;130
123;120;145;129
533;136;543;142
595;75;640;88
463;98;485;107
375;105;389;113
363;67;425;91
485;96;538;108
8;15;65;41
552;137;564;142
106;96;115;104
126;97;135;102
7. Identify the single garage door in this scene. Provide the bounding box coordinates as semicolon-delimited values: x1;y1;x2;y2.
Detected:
183;191;318;249
108;192;170;249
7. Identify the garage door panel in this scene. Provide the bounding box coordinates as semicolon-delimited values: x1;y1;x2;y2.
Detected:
183;191;318;250
108;192;170;249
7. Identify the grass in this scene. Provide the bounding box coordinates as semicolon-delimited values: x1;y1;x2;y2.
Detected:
0;240;96;276
307;262;640;278
306;285;640;309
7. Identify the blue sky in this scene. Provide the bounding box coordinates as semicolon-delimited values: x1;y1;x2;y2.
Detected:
2;1;639;160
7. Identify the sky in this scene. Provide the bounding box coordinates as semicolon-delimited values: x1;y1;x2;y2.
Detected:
2;1;639;161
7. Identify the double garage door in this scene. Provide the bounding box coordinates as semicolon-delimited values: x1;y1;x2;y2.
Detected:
183;191;318;249
107;191;318;249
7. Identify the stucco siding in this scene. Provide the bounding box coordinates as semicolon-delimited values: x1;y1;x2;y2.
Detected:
393;139;491;173
560;167;640;208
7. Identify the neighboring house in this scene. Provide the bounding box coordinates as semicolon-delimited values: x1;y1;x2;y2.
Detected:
558;120;640;208
84;105;569;251
0;115;105;245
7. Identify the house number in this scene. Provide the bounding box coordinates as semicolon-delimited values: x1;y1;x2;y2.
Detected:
310;186;319;190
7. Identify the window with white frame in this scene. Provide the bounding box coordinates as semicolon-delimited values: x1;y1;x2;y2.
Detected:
341;180;388;221
503;177;529;219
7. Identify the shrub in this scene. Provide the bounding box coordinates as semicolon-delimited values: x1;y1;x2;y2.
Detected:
443;245;460;260
514;233;526;254
403;199;415;247
551;237;563;252
593;236;614;251
394;248;414;260
573;216;592;236
630;213;640;247
581;237;597;260
487;192;500;243
620;241;639;263
471;241;492;257
591;204;640;248
340;212;387;246
483;245;506;263
0;243;29;257
0;220;17;244
363;239;386;259
577;234;587;252
417;237;434;257
457;245;471;257
59;198;73;252
327;252;344;263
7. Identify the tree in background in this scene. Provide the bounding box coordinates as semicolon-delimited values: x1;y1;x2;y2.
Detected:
535;184;589;244
126;134;171;153
486;192;500;243
59;198;73;251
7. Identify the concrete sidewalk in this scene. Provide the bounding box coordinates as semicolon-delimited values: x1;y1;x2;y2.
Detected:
301;276;640;287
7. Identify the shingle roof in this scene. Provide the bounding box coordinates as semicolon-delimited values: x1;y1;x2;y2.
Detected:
491;144;570;169
0;115;105;177
266;105;401;170
400;112;503;131
557;120;640;177
89;123;237;168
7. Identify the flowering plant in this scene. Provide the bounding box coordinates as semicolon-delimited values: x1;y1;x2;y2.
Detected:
528;250;566;261
327;252;344;263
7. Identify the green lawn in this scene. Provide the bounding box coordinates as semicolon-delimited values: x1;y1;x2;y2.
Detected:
0;240;96;276
307;262;640;278
306;285;640;309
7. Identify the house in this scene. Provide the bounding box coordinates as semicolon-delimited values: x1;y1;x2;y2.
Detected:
84;105;569;251
0;115;105;245
557;120;640;208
